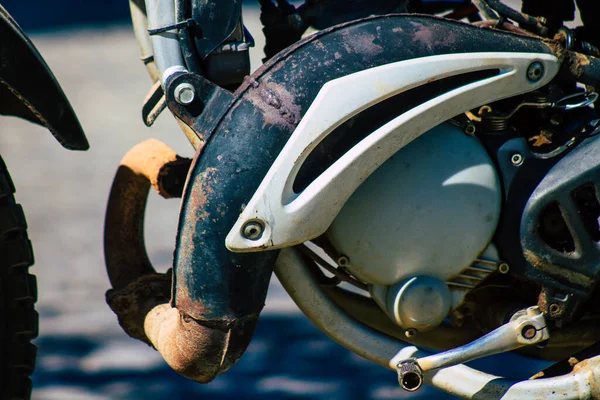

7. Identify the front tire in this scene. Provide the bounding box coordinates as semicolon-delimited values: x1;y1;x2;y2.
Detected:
0;155;38;400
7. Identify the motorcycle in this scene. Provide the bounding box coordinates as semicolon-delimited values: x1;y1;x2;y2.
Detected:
103;0;600;398
0;5;88;399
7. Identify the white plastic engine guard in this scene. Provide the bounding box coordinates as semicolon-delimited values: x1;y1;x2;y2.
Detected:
226;52;559;252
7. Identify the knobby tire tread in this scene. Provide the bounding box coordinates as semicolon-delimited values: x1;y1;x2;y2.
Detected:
0;155;38;400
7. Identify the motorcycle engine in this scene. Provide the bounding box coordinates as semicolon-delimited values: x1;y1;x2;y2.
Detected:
326;86;600;337
327;122;502;331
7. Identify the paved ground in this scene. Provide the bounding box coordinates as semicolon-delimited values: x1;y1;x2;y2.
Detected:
0;5;565;399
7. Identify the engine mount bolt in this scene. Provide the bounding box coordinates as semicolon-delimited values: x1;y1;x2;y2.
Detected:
527;61;545;82
511;153;523;166
405;328;418;338
521;324;537;340
337;255;349;267
498;263;510;274
242;221;264;240
174;82;196;105
548;303;561;315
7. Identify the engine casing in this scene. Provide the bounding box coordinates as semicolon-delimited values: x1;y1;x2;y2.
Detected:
327;122;501;329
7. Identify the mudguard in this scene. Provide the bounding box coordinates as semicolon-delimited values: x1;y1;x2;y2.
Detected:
171;14;556;377
0;5;88;150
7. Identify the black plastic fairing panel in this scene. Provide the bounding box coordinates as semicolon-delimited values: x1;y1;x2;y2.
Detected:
0;5;88;150
521;133;600;292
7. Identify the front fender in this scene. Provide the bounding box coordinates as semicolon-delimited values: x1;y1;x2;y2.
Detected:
0;5;88;150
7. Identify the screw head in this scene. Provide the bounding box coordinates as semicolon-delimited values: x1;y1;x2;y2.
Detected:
405;328;418;338
242;221;264;240
527;62;544;82
521;325;537;340
511;153;523;166
465;123;476;135
174;82;196;105
548;303;561;315
337;255;349;267
498;263;510;274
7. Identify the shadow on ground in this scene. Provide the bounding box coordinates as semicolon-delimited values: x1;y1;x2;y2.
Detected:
33;315;452;400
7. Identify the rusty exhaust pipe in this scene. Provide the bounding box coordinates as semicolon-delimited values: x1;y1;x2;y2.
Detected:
105;139;262;382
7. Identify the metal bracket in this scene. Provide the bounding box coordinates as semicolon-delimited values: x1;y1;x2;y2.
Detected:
142;80;166;127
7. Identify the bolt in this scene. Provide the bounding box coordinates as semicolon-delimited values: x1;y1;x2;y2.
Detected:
174;82;195;105
548;303;561;315
521;325;537;340
527;62;544;82
242;221;264;240
337;255;349;267
465;123;476;135
511;153;523;166
405;328;418;338
498;263;510;274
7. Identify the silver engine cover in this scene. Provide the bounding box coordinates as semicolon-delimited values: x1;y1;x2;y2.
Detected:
327;122;501;328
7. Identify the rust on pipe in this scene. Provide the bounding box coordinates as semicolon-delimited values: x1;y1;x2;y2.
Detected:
143;303;258;382
104;138;190;291
105;139;252;383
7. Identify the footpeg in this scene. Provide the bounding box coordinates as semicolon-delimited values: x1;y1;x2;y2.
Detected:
397;306;549;391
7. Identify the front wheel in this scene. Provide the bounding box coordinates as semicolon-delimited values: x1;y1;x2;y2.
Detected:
0;155;38;400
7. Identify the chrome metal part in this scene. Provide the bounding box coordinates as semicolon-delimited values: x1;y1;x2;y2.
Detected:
398;358;423;391
174;82;195;105
144;0;186;84
402;306;549;386
226;52;559;252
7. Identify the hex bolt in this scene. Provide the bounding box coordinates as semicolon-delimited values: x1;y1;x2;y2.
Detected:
511;153;523;166
548;303;561;315
405;328;418;338
242;221;264;241
527;62;544;82
498;263;510;274
521;325;537;340
174;82;196;105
